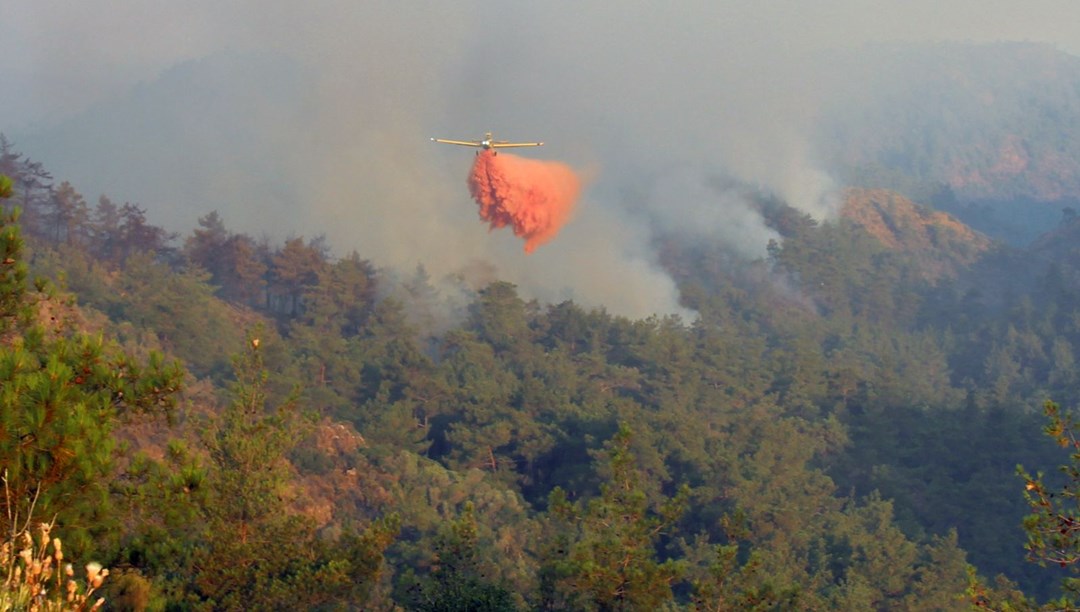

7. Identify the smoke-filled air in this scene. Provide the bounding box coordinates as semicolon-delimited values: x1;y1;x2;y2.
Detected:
4;1;1080;318
468;151;581;253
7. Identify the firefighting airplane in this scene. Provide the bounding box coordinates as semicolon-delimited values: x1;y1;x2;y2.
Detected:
430;132;543;155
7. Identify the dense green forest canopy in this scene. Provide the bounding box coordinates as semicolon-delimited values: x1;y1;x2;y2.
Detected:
4;130;1080;609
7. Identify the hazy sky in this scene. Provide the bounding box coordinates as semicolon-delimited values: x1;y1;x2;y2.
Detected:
3;1;1079;318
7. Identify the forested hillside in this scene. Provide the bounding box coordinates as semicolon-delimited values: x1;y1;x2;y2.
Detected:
3;139;1080;609
817;42;1080;245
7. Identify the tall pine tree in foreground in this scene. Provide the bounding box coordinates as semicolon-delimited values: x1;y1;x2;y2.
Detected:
0;173;183;545
1;173;177;610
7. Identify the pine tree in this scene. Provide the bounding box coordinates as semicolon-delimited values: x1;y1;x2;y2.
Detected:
0;177;183;539
539;425;688;611
406;502;517;612
146;329;399;609
0;137;53;238
270;236;326;317
1015;400;1080;606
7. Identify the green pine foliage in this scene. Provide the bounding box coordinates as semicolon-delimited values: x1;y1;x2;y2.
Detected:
1010;401;1080;608
539;425;688;611
114;331;399;610
404;502;517;612
7;123;1080;609
0;185;183;544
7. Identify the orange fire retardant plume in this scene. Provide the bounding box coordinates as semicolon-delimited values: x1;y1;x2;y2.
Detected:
467;150;581;253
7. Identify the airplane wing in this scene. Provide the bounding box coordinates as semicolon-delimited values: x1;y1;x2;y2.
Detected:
431;138;483;147
490;141;544;148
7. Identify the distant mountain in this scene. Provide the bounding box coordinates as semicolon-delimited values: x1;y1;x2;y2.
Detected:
840;187;1080;308
820;42;1080;202
1031;211;1080;254
817;42;1080;242
1028;210;1080;289
840;187;992;281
